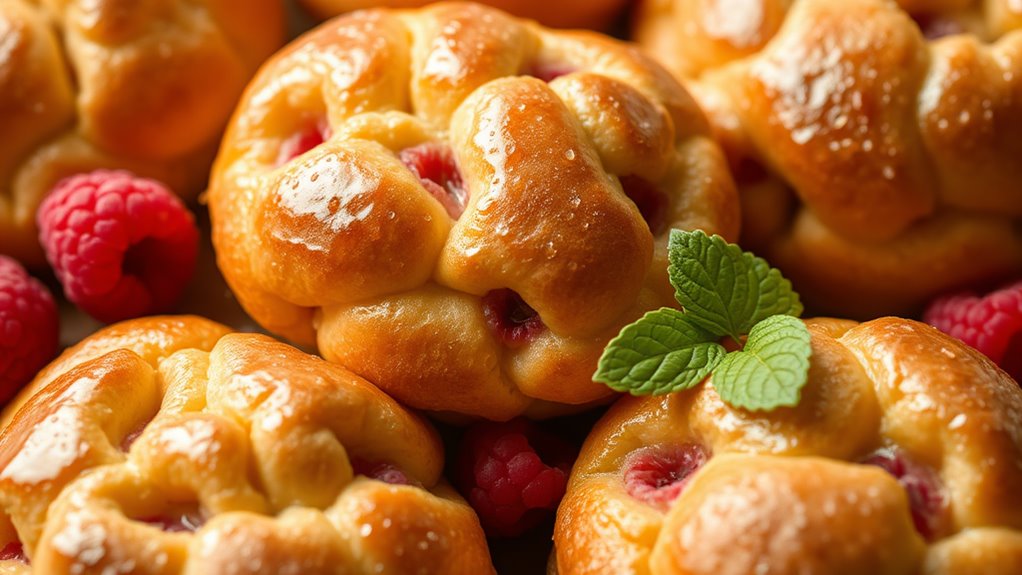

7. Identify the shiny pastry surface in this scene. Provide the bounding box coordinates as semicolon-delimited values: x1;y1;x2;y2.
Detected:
636;0;1022;317
554;317;1022;574
0;0;285;265
209;1;740;420
0;316;493;574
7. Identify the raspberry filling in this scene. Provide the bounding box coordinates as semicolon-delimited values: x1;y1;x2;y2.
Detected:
526;62;577;82
482;289;545;346
912;14;966;39
139;511;205;533
0;541;26;563
119;419;151;452
277;120;332;166
351;458;416;486
620;176;669;236
861;447;947;540
398;143;468;219
624;444;708;509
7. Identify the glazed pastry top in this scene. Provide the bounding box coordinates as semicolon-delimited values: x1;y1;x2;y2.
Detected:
210;2;739;419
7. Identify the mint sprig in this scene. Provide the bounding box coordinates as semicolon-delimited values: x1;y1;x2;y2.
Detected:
668;230;802;340
594;230;812;412
595;308;725;396
712;315;811;410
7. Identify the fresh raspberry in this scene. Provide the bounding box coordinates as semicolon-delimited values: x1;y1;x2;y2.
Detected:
455;418;574;537
923;280;1022;382
0;256;58;406
398;143;468;219
861;447;947;540
482;289;545;347
38;170;199;324
623;444;708;510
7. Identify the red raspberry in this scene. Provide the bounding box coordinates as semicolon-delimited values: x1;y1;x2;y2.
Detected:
0;256;58;405
455;418;574;537
923;280;1022;382
38;170;199;324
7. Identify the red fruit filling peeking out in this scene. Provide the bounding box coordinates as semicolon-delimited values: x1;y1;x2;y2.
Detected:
398;143;468;220
912;14;966;39
351;458;416;487
139;510;205;533
861;447;947;540
0;541;26;563
455;418;575;537
624;444;709;510
482;289;545;347
277;120;333;166
525;62;577;83
620;176;669;236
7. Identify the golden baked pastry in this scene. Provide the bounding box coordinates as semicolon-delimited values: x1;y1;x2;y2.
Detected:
209;1;740;420
297;0;627;30
0;0;285;265
553;317;1022;574
0;316;494;573
635;0;1022;318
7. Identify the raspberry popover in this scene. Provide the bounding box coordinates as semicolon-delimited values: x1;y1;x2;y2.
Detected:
208;2;739;420
0;316;493;574
635;0;1022;318
554;317;1022;574
297;0;626;30
0;0;284;265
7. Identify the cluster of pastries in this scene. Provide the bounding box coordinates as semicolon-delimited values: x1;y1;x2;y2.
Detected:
0;1;1020;574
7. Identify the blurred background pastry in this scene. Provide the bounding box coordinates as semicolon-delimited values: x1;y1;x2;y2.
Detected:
635;0;1022;318
297;0;628;29
0;0;285;266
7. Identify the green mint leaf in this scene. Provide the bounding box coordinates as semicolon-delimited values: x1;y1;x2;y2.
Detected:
667;230;802;340
594;308;726;396
712;314;812;411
